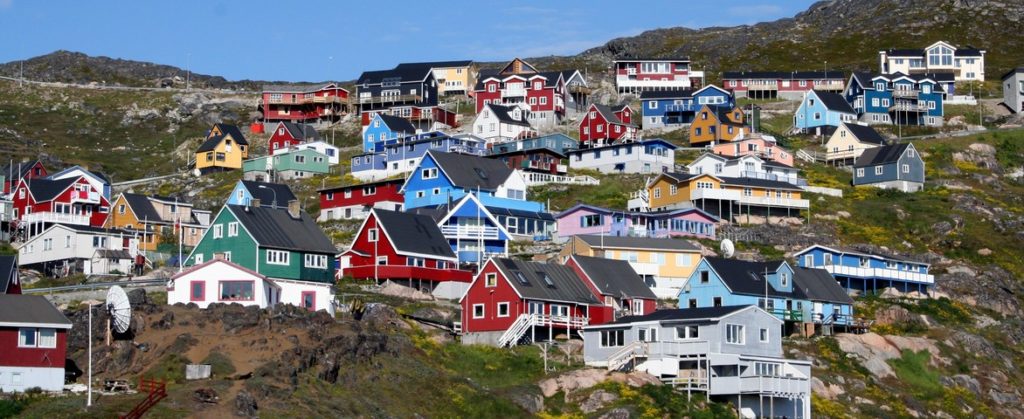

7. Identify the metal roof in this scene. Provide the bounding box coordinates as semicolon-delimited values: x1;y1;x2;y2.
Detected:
226;205;337;254
493;258;601;306
570;255;656;300
372;209;456;260
0;294;72;328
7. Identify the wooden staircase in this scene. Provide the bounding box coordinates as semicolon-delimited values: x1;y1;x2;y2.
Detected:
120;378;167;419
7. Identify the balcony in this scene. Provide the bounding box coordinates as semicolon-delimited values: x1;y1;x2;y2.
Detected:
888;102;928;112
813;82;845;91
568;84;591;94
646;340;711;358
892;89;920;98
690;188;741;201
22;212;91;225
748;83;778;91
738;195;810;209
343;264;473;282
502;86;527;97
357;94;422;105
519;170;599;187
740;170;807;187
738;374;809;395
441;225;500;240
821;264;934;284
70;190;101;204
311;96;346;104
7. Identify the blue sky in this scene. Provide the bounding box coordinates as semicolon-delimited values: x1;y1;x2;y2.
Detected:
0;0;814;82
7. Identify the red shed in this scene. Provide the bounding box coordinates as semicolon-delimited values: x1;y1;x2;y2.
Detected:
0;294;72;392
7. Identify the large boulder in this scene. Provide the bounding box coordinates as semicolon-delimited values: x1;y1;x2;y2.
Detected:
581;390;619;414
833;333;945;378
537;369;609;399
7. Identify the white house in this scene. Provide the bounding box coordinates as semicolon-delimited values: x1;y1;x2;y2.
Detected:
567;139;676;174
274;140;341;165
687;153;802;186
18;224;140;277
1003;68;1024;114
472;103;536;145
167;258;335;315
879;41;985;82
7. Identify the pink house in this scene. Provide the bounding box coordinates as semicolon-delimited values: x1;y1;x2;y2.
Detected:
555;204;718;242
710;134;794;167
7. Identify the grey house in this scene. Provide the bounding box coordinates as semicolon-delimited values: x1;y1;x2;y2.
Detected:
852;142;925;192
1003;68;1024;114
582;305;811;418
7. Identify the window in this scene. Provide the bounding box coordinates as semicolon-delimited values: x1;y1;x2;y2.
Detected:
813;112;821;120
902;164;910;174
65;235;72;248
220;281;255;301
580;214;603;227
856;168;865;177
699;271;710;284
695;127;702;136
781;273;788;287
726;324;745;345
267;250;290;265
191;281;205;301
213;224;223;239
421;168;438;179
676;325;699;340
194;253;204;264
363;186;376;196
669;185;678;195
497;302;510;317
875;166;883;175
676;254;692;267
368;228;378;242
713;297;722;307
472;304;485;319
653;187;661;199
43;238;52;251
305;254;328;269
18;328;36;347
485;273;497;287
228;222;239;237
38;328;56;348
600;329;625;347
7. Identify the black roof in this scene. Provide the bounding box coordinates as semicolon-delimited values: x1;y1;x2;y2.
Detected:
719;176;803;191
843;123;887;145
372;209;457;259
954;48;984;57
486;104;531;126
722;71;844;80
793;267;854;305
50;223;135;235
571;255;656;300
262;83;341;93
592;103;632;126
854;143;912;167
488;147;566;160
240;181;297;208
0;255;16;294
604;305;753;326
883;48;924;57
703;257;800;299
639;89;695;100
280;122;321;141
227;205;336;254
121;193;162;222
318;178;404;194
576;234;700;251
0;294;72;327
1001;68;1024;81
395;60;472;69
493;258;601;305
814;91;856;114
485;206;556;221
25;177;78;201
377;114;417;134
197;123;248;152
357;64;433;85
1;160;41;180
428;151;513;191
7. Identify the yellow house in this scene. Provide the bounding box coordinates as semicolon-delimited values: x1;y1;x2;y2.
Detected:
647;172;725;211
824;122;888;165
689;105;746;146
105;193;212;252
419;60;477;96
644;172;809;221
195;123;249;174
560;234;702;298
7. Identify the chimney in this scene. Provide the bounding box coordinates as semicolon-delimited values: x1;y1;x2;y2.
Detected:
251;198;261;208
287;200;301;219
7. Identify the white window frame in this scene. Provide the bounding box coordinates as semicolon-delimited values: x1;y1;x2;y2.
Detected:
228;222;239;237
725;323;745;345
485;272;498;288
304;254;328;269
497;302;510;318
266;250;290;265
472;304;485;319
213;224;223;239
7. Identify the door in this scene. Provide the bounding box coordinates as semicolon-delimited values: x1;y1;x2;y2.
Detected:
814;302;824;322
528;301;544;315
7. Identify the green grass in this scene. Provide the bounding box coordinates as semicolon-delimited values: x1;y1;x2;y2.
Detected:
201;352;237;377
889;350;943;401
144;353;191;384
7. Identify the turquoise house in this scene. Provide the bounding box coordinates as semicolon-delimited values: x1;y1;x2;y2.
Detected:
243;148;330;181
794;90;857;134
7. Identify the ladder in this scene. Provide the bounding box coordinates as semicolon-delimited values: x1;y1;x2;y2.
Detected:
120;378;167;419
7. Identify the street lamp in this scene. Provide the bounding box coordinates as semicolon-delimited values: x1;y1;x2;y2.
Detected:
257;184;277;208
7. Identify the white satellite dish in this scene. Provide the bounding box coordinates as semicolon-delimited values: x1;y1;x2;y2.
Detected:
105;286;132;338
720;239;735;258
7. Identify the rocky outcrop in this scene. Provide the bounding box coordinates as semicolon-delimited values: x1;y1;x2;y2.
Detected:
833;332;945;378
537;369;660;400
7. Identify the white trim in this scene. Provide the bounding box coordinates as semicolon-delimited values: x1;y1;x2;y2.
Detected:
0;321;72;330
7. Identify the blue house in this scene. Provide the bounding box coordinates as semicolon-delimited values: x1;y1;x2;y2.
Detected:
362;113;417;152
795;244;934;295
403;151;554;239
679;257;855;328
490;133;578;155
409;193;512;265
351;132;486;181
793;90;857;135
852;143;925;192
640;85;734;128
226;180;297;209
844;73;945;126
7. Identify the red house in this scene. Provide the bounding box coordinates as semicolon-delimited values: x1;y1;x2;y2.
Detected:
317;178;405;221
473;58;582;128
268;121;321;154
0;256;21;295
12;176;110;237
0;294;72;391
564;255;657;320
578;103;638;146
339;209;471;294
260;83;349;125
458;258;602;347
2;160;47;195
721;71;846;100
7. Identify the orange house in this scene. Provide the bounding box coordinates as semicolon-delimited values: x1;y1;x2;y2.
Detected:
689;105;747;146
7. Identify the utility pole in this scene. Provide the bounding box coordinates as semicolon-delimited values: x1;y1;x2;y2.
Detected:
186;53;191;91
19;61;24;87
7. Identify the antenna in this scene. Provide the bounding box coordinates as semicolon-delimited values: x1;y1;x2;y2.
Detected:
720;239;735;258
105;285;132;343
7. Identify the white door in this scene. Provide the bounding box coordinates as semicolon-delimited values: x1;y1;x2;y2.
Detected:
813;302;824;322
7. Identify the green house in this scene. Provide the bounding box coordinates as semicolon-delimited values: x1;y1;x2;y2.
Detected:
186;204;337;283
243;148;330;182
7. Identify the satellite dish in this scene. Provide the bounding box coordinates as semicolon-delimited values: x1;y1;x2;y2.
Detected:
720;239;735;258
105;286;132;335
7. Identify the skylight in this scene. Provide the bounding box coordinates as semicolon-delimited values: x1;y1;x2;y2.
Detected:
514;271;529;285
